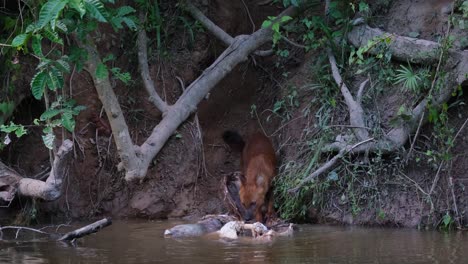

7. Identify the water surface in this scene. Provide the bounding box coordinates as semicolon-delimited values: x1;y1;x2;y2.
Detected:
0;220;467;263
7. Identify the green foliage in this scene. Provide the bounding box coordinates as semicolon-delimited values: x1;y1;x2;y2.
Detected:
0;122;28;138
262;15;293;45
110;68;132;85
0;102;15;125
349;35;391;65
37;0;68;29
109;6;137;31
439;213;454;231
455;1;468;29
7;0;135;149
393;64;430;94
36;97;86;148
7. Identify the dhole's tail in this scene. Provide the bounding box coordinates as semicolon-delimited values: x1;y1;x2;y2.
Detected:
222;130;245;152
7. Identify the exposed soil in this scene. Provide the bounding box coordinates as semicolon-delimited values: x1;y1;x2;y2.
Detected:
1;0;467;228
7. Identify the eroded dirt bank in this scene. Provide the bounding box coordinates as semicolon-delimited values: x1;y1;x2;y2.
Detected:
1;0;467;228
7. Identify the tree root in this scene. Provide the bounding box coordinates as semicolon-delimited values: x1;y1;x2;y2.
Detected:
0;139;73;203
290;21;468;193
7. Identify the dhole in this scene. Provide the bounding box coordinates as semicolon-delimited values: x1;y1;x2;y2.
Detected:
223;130;276;223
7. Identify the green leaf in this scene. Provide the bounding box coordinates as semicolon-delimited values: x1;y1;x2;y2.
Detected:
84;0;108;22
69;0;86;18
72;105;87;115
102;53;115;63
280;16;292;23
61;112;75;132
442;213;452;227
31;71;48;99
42;132;55;149
55;20;68;32
25;23;37;33
261;20;272;28
31;35;44;57
110;67;131;85
36;58;52;70
11;34;29;47
122;17;137;31
14;126;27;137
116;6;135;16
96;63;108;79
0;102;14;116
55;58;71;73
37;0;68;29
40;109;62;121
46;67;64;90
42;27;63;44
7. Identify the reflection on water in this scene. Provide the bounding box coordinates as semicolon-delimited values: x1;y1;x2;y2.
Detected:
0;220;467;263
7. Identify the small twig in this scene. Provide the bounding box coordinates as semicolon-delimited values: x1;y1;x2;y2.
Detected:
280;35;307;49
429;161;444;196
453;116;468;144
0;226;49;236
289;137;374;193
240;0;255;33
405;111;425;163
398;172;429;196
448;176;461;228
325;124;371;130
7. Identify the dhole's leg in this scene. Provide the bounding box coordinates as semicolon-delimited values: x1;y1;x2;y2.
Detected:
265;189;276;225
255;206;264;223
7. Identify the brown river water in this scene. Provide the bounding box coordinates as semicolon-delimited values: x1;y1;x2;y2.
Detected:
0;220;467;263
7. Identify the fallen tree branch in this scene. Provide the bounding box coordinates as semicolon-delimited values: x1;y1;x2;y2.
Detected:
0;218;112;242
58;218;112;241
0;139;73;202
289;138;374;193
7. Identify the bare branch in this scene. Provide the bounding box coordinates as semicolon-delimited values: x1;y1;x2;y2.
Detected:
137;12;169;113
185;2;233;46
356;78;369;105
289;138;374;193
184;2;273;57
327;48;368;141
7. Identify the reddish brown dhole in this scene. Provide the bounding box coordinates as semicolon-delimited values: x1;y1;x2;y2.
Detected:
223;130;277;223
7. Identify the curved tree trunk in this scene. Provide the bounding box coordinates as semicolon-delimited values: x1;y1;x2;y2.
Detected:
0;139;73;203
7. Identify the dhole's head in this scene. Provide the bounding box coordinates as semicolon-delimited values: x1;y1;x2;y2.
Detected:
239;175;266;222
